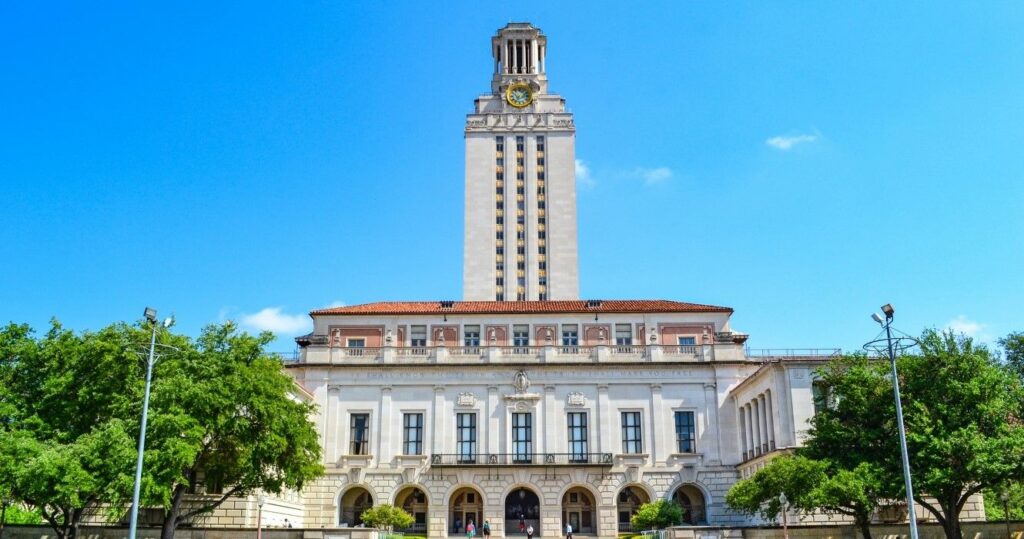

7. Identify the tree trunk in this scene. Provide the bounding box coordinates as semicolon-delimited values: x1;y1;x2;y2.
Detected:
941;497;963;539
160;485;186;539
855;514;872;539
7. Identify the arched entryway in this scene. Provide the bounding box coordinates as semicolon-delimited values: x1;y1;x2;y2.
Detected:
450;486;484;535
561;487;596;535
339;486;374;527
616;486;650;532
395;486;428;533
672;485;707;525
505;486;541;535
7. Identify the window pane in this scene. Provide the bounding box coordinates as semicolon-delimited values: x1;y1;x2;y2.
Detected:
512;413;532;463
350;414;369;455
457;413;476;463
674;411;695;453
621;412;642;454
568;412;588;462
404;413;423;455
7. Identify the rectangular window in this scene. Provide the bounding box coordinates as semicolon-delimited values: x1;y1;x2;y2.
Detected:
513;325;529;347
456;413;477;463
561;325;579;346
350;413;370;455
403;413;424;455
464;325;481;347
410;326;426;347
567;412;588;462
678;336;697;346
347;338;365;348
615;324;632;346
512;412;533;463
621;411;642;454
674;411;696;453
812;382;830;415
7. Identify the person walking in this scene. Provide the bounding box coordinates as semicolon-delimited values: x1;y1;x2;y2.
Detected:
467;521;476;539
526;525;534;539
455;517;462;533
566;523;573;539
519;516;526;534
483;521;491;538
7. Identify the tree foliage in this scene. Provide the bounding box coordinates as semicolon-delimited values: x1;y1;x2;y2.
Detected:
139;322;324;539
630;500;684;530
0;320;324;539
359;504;415;531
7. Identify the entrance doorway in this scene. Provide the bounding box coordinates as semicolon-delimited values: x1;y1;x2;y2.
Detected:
561;487;595;534
616;486;649;532
396;486;428;533
450;486;484;535
339;487;373;527
672;485;706;525
505;487;541;535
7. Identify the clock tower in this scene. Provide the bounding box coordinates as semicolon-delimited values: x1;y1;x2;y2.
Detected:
463;22;579;301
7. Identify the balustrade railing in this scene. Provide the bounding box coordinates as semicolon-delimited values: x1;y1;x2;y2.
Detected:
341;347;381;358
429;452;612;466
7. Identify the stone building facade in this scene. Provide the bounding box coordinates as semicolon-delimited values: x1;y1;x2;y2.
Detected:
188;21;985;539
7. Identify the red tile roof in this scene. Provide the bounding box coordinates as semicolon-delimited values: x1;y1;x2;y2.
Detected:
310;300;732;316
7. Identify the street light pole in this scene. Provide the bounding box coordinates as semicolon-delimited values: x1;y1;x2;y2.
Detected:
779;493;789;539
257;494;267;539
873;304;919;539
128;307;174;539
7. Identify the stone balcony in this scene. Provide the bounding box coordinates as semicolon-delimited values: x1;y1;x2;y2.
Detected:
292;343;753;365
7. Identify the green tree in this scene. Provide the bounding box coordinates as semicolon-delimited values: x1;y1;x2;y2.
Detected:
359;504;415;531
630;499;684;530
726;455;885;539
0;322;142;539
1000;332;1024;380
801;333;1024;539
140;322;324;539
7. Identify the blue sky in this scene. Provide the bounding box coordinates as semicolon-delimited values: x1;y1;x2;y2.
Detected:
2;2;1022;353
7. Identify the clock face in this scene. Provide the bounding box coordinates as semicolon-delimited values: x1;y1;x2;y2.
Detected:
506;84;533;108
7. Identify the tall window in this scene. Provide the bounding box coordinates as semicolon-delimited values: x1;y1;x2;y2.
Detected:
350;413;370;455
495;136;505;301
621;412;642;454
515;135;526;300
674;411;696;453
536;135;548;300
615;324;632;346
562;325;579;346
567;412;588;462
456;413;477;463
403;413;423;455
678;336;696;346
410;325;426;347
512;412;533;463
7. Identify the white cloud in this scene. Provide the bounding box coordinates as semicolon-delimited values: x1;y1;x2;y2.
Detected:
240;307;311;335
325;300;345;308
634;166;672;185
945;315;986;339
575;159;594;187
766;133;818;150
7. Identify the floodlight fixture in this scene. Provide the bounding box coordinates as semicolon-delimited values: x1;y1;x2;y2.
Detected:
871;313;884;325
144;307;157;323
163;315;175;329
881;303;895;319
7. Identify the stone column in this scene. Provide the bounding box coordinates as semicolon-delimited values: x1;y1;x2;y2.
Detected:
530;39;539;74
745;404;754;458
378;386;392;463
325;387;340;464
543;385;557;454
758;394;769;453
703;383;721;463
597;385;610;454
433;386;446;454
752;400;761;454
766;391;776;449
650;384;663;464
488;386;500;457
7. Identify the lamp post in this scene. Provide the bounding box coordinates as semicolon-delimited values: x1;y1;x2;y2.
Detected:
1001;490;1011;539
779;493;789;539
128;307;174;539
257;494;267;539
870;304;919;539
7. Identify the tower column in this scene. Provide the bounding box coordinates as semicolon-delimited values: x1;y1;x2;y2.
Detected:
531;39;538;74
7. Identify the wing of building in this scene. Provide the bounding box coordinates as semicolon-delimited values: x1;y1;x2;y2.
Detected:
190;22;983;538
